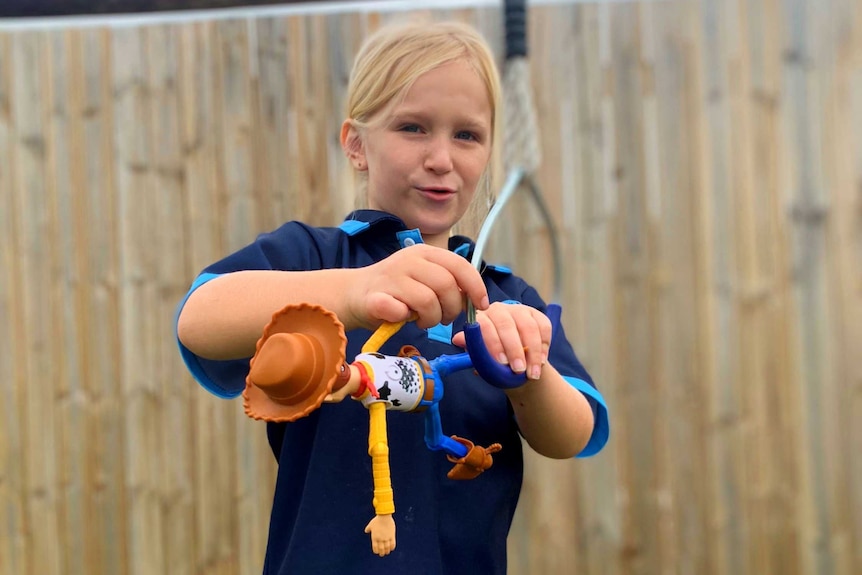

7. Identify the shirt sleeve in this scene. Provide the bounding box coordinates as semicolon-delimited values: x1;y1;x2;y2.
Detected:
174;222;328;398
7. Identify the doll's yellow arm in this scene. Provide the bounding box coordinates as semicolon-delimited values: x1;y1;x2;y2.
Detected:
362;318;412;354
367;401;394;515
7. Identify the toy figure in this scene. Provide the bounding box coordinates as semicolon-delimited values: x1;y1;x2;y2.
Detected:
243;303;519;556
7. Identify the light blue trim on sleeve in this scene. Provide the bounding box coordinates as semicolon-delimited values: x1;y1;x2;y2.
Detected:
563;376;610;457
427;323;453;345
175;272;243;399
454;243;471;258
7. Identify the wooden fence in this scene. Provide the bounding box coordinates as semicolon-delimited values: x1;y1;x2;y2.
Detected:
1;0;860;574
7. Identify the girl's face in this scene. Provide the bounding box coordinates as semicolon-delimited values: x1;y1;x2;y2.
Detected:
346;59;493;248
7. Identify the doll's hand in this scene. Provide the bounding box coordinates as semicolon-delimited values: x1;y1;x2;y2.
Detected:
365;514;396;557
452;302;551;381
323;364;360;403
349;244;489;330
323;386;353;403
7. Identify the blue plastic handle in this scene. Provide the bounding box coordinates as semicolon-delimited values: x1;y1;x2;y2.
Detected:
465;303;562;389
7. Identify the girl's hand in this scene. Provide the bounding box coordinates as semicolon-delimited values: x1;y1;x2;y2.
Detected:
348;244;489;330
451;302;551;381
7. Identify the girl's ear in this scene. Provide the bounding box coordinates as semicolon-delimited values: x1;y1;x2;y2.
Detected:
340;120;368;171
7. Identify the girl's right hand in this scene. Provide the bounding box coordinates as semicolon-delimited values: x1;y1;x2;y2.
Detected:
348;244;489;330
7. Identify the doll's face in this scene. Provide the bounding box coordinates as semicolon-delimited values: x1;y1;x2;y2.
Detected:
354;60;493;247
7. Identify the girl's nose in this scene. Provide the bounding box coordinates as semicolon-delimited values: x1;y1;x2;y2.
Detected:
423;138;454;174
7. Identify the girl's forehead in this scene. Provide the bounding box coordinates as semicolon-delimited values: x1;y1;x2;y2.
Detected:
394;61;492;116
409;59;486;93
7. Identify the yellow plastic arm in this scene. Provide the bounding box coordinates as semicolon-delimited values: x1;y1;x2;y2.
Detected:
361;314;417;354
362;321;402;354
367;402;394;515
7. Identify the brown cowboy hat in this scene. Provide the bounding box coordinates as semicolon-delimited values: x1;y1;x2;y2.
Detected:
243;303;347;422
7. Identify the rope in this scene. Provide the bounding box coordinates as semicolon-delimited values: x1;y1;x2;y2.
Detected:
502;57;542;174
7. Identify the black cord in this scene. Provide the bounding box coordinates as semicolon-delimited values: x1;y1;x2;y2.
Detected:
504;0;528;59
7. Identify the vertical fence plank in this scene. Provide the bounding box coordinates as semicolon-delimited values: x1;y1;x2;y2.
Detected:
216;17;257;252
646;2;714;574
745;0;805;573
287;14;335;226
569;5;624;575
46;27;84;575
178;21;222;273
832;1;862;570
812;0;862;575
698;1;750;573
325;12;367;218
63;31;90;574
636;4;678;573
0;29;29;575
605;4;664;575
782;0;840;574
12;29;63;575
144;22;199;575
677;1;723;573
111;24;166;575
80;27;129;575
176;19;240;575
723;1;773;573
253;16;290;229
281;15;310;221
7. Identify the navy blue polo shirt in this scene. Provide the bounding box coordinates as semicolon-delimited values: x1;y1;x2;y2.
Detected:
175;210;608;575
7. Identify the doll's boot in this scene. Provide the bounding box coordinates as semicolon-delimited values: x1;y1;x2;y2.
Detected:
446;436;502;480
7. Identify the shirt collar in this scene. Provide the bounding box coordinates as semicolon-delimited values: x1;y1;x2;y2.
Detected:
341;210;408;233
338;210;508;275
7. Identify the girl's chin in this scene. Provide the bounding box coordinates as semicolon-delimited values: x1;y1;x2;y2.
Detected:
419;227;457;245
388;206;463;241
410;216;454;234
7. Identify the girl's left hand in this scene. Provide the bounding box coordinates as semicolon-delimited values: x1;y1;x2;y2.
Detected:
451;302;551;381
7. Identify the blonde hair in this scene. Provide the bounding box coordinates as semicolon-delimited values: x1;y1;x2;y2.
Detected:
345;20;502;235
347;21;501;129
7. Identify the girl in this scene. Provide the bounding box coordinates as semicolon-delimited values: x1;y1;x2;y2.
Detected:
176;20;607;574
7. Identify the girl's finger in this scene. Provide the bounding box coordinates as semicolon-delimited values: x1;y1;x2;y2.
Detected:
513;309;545;380
488;307;526;373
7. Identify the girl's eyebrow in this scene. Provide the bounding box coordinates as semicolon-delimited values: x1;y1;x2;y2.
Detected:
387;110;430;123
458;118;490;132
388;110;490;132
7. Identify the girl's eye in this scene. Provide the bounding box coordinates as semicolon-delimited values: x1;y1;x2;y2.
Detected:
455;130;478;141
398;124;422;133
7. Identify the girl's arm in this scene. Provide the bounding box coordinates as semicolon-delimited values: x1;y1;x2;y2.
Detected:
177;244;489;361
504;365;594;459
451;301;596;459
177;268;364;360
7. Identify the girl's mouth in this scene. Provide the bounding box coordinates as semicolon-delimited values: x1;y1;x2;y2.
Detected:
417;187;456;201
